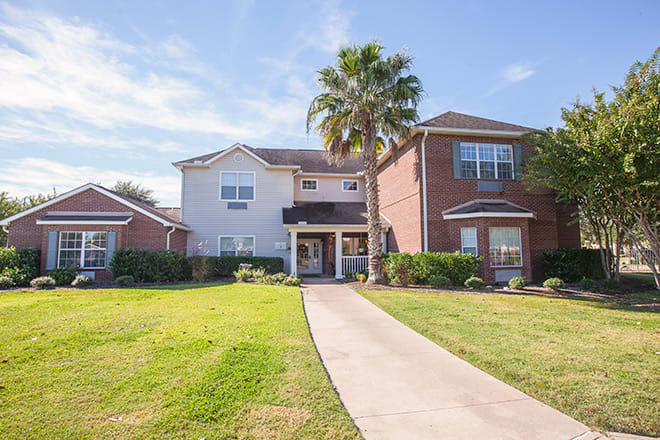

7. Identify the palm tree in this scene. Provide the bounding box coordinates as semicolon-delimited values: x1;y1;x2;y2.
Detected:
307;41;424;284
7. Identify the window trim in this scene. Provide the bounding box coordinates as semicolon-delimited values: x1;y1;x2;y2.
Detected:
300;178;319;192
219;171;256;202
217;235;256;257
488;227;523;268
460;227;478;255
342;179;359;192
57;231;108;269
460;143;514;180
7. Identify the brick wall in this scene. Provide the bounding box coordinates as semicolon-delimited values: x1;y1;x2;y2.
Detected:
6;188;188;281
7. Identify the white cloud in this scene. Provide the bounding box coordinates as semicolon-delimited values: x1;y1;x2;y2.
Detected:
0;158;181;206
306;1;352;53
486;62;536;96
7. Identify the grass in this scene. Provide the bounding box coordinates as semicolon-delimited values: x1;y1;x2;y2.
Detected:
0;283;361;439
359;289;660;437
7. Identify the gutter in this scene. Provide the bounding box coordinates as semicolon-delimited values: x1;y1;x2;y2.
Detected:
421;129;429;252
166;226;176;250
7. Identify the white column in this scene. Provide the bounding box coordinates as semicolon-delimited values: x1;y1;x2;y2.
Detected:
381;229;388;254
335;231;343;279
290;231;297;276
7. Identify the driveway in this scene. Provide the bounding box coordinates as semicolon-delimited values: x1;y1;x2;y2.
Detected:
302;278;600;440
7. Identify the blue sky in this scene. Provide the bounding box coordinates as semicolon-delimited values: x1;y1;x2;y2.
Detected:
1;0;658;206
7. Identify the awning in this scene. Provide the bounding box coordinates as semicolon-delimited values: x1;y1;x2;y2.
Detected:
36;211;134;225
442;200;535;220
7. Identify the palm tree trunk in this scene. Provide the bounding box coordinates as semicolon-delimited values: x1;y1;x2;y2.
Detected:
363;124;386;284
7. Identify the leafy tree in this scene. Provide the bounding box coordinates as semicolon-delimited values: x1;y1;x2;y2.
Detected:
1;191;57;246
525;47;660;289
111;181;159;207
307;41;424;284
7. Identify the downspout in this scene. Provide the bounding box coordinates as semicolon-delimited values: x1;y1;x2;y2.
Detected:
421;129;429;252
166;226;176;250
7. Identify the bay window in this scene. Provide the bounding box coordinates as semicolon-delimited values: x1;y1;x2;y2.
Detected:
460;143;514;180
489;227;521;266
58;231;107;269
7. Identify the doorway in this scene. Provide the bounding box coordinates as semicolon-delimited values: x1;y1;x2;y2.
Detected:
297;239;322;274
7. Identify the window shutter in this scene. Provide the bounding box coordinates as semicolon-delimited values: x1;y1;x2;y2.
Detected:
45;231;58;270
105;231;117;268
452;141;462;178
513;144;523;180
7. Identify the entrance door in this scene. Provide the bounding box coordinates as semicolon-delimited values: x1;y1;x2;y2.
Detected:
297;239;322;274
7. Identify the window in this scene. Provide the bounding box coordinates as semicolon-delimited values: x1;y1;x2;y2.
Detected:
342;234;367;256
489;227;521;266
461;227;478;255
219;236;254;257
58;231;107;269
460;143;514;180
220;172;254;201
301;179;318;191
342;180;358;192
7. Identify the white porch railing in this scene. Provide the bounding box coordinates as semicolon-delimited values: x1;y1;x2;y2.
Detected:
342;255;368;274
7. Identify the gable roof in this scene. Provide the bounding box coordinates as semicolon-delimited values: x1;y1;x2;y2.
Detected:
174;143;364;175
417;111;536;132
442;199;536;220
0;183;191;230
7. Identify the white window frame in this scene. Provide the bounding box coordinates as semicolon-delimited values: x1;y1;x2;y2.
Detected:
460;143;514;180
57;231;108;269
217;235;256;257
488;227;522;267
300;178;318;191
219;171;256;201
342;179;359;192
460;227;478;255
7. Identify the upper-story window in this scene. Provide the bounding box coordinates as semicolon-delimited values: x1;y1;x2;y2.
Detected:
342;180;359;192
460;143;514;180
220;171;255;201
301;179;318;191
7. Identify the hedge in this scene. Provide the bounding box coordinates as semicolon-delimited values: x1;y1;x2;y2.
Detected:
202;256;284;278
543;248;605;282
110;249;192;283
0;247;40;286
384;251;481;286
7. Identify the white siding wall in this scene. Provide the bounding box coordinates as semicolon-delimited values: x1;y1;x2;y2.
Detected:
294;175;365;203
182;151;293;271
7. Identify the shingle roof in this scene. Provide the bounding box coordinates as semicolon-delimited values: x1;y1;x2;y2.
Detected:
443;200;533;215
283;202;368;225
39;212;133;222
175;144;363;174
417;111;536;132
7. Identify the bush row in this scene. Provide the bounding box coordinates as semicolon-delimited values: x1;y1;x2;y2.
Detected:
110;249;192;283
384;251;481;287
0;247;40;286
189;256;284;281
543;248;604;282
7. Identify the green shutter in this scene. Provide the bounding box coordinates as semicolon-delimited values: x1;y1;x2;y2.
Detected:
452;141;462;178
105;231;117;268
45;231;58;270
513;144;523;180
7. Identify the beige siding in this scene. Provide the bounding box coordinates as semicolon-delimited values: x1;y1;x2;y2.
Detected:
294;175;365;203
182;151;293;271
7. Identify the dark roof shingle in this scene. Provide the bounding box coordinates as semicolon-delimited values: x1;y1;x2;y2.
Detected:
418;111;536;132
283;202;367;225
443;200;532;215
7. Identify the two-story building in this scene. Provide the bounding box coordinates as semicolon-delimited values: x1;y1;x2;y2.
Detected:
1;112;580;283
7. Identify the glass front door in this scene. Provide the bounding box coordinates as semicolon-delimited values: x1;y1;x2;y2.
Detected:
297;239;322;274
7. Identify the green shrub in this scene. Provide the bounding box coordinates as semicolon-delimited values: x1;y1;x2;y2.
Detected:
0;267;29;287
0;247;40;283
384;253;416;286
49;266;79;286
464;276;484;289
114;275;135;287
258;272;301;286
543;248;605;282
357;273;367;283
71;275;94;287
412;251;482;286
508;276;527;290
204;256;284;278
281;275;302;286
601;278;622;291
110;249;192;283
30;276;55;289
543;277;565;290
233;267;252;282
429;274;451;288
578;277;598;291
0;276;14;289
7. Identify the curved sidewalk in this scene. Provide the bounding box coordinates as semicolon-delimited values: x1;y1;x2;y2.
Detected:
302;278;599;440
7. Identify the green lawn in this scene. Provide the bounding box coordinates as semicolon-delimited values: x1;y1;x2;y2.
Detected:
0;283;361;440
359;289;660;437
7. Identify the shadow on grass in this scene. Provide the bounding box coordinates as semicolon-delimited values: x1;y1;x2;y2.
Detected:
141;281;231;291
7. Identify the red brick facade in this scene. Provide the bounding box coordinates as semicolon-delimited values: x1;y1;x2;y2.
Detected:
6;188;188;282
378;132;580;283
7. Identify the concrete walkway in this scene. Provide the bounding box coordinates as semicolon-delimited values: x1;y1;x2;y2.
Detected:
302;278;600;440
